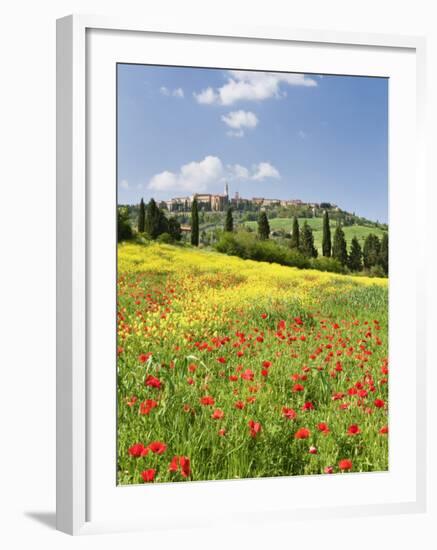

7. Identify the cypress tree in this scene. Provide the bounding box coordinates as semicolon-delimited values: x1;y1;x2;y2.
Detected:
138;198;146;233
168;217;182;241
224;206;234;232
145;198;160;239
257;211;270;240
348;236;363;271
379;233;389;275
332;225;348;266
290;216;300;250
117;207;133;241
157;208;169;236
191;198;199;246
322;210;332;257
363;233;381;269
300;222;318;258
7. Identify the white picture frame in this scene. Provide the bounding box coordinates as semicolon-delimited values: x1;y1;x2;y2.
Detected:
56;14;427;535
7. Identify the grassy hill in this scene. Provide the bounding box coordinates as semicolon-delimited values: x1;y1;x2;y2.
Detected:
243;217;387;254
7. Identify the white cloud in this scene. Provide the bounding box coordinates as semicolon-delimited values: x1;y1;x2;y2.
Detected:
193;87;218;104
194;70;317;105
148;157;281;193
227;163;250;180
251;162;281;181
226;129;245;138
228;161;280;182
148;156;224;193
160;86;184;98
173;87;184;98
222;110;258;137
120;179;129;189
298;130;307;139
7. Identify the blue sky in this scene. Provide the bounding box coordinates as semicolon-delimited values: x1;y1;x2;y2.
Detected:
117;64;388;223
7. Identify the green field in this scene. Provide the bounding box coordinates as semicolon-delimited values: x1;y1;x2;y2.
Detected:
243;217;387;254
117;242;388;484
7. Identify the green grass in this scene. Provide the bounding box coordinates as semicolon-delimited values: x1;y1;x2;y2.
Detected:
243;218;387;254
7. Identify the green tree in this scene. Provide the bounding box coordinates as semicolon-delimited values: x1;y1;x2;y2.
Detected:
117;207;133;241
347;236;363;271
144;198;169;239
224;206;234;232
138;197;146;233
191;198;199;246
332;225;348;266
157;209;169;236
168;217;182;242
379;233;389;275
144;198;160;238
257;211;270;240
363;233;381;269
322;210;332;257
300;221;318;258
290;216;300;250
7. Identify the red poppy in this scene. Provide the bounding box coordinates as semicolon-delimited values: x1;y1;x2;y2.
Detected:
200;395;215;406
301;401;315;411
317;422;330;434
211;408;224;420
262;360;272;368
235;400;245;410
261;313;268;319
148;441;167;455
324;466;334;474
145;374;162;389
217;356;226;364
308;446;317;454
338;458;353;471
139;352;152;363
292;383;305;392
128;443;149;457
277;320;286;330
294;317;303;325
218;428;226;436
374;398;385;408
169;455;191;478
126;396;137;407
248;420;262;438
294;427;310;439
241;368;255;381
139;399;158;415
332;391;344;401
347;424;361;435
282;407;297;420
379;425;389;435
141;469;156;483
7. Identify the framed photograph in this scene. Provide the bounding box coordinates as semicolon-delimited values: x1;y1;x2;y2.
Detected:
56;14;427;535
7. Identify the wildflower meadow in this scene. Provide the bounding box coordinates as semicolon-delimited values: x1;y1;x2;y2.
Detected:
117;241;388;484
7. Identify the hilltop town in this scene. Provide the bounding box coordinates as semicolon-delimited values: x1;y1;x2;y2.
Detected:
162;183;338;213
